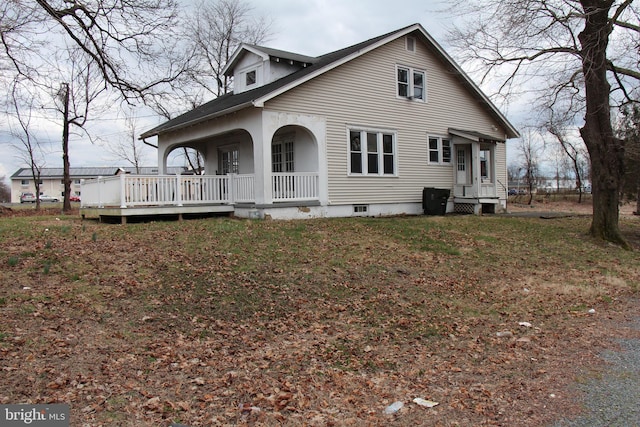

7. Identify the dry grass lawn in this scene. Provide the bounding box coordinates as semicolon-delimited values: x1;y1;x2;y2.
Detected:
1;202;639;426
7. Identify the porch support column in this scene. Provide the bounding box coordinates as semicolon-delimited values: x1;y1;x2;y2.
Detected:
251;127;271;205
157;142;166;175
119;173;127;208
471;142;481;198
175;173;183;207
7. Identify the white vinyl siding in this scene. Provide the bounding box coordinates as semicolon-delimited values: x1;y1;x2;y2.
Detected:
264;36;507;205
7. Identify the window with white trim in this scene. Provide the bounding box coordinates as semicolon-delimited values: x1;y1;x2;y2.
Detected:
349;128;396;175
428;136;452;164
397;65;426;101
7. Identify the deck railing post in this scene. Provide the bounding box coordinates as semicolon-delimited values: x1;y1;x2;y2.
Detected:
176;172;183;207
120;174;127;208
228;173;235;204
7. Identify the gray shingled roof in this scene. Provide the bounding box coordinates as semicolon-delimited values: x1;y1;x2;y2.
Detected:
140;23;519;140
140;25;414;139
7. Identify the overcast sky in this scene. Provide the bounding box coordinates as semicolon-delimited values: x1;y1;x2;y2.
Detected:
1;0;517;183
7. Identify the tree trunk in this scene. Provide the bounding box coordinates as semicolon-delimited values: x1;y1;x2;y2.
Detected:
62;83;72;213
578;0;629;248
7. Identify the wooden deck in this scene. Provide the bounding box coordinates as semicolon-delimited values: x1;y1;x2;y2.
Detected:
80;173;320;223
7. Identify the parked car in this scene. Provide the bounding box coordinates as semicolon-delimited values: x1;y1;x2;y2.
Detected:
508;189;518;196
69;195;81;202
39;195;59;202
20;192;36;203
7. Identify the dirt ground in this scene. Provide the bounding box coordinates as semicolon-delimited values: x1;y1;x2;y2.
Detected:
507;197;637;217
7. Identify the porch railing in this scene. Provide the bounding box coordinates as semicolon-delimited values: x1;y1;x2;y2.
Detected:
81;172;319;208
454;183;497;198
272;172;319;201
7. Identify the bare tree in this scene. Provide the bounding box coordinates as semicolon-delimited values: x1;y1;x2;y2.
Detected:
517;129;544;205
545;110;590;202
189;0;273;98
449;0;640;248
8;79;46;210
104;113;149;173
507;162;523;192
2;2;193;211
50;50;109;212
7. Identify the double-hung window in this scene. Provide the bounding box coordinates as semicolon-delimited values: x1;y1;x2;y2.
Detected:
349;128;396;176
397;66;426;101
428;136;452;164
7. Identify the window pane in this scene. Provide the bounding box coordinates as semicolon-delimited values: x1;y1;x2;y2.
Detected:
398;83;408;97
442;139;451;163
285;141;294;172
350;131;361;152
383;134;393;153
398;68;408;83
413;72;424;99
384;154;394;174
367;133;378;174
413;72;423;87
397;68;409;97
428;137;439;163
351;153;362;174
367;133;377;153
246;70;256;86
272;144;282;172
368;154;379;174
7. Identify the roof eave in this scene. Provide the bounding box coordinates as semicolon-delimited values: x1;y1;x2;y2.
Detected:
140;101;256;139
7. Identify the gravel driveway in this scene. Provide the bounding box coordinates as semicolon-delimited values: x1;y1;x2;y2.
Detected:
551;309;640;427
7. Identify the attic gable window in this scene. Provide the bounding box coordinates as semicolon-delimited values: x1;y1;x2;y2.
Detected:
397;65;426;101
246;70;256;86
406;36;416;52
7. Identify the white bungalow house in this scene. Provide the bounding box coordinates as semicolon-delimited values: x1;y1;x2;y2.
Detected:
81;23;518;222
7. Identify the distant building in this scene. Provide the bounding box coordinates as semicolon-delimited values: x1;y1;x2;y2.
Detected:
10;167;184;203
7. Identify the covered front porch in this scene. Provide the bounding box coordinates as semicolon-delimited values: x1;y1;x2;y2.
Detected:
449;129;504;214
80;109;328;222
